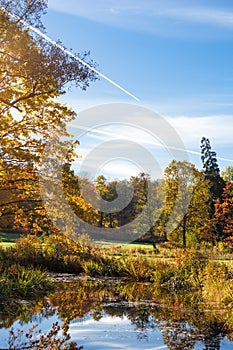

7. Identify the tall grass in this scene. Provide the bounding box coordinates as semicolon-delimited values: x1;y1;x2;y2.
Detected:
1;235;233;299
202;261;233;304
0;263;52;301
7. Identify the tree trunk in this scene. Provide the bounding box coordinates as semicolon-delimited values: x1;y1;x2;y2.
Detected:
99;212;103;227
182;215;187;248
109;213;113;228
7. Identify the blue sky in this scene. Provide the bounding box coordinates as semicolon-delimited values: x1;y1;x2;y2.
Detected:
43;0;233;179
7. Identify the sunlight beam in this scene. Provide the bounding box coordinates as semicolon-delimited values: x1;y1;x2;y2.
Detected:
1;7;140;102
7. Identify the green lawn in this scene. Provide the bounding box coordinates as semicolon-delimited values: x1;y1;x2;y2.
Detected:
0;232;21;244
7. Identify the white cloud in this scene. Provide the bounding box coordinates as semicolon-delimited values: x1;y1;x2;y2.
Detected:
70;114;233;150
69;113;233;180
167;114;233;149
159;7;233;28
48;0;233;37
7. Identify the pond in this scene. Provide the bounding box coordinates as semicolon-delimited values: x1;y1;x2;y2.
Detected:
0;278;232;349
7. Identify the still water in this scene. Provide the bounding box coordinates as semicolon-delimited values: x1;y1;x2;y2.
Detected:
0;278;232;349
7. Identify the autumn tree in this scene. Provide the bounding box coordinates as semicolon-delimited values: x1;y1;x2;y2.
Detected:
214;181;233;241
0;0;96;233
163;160;210;248
131;176;165;244
221;166;233;182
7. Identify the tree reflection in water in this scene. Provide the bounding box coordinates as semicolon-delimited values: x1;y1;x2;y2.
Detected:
0;279;232;349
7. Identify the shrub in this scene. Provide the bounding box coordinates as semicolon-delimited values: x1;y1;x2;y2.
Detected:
0;277;12;301
3;234;90;274
119;256;154;281
14;235;43;259
202;261;233;304
151;261;176;285
43;234;88;259
82;260;102;276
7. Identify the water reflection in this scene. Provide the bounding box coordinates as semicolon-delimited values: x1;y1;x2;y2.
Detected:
0;279;232;349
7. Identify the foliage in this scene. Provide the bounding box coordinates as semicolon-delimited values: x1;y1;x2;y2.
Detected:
1;234;86;273
43;234;88;258
8;321;82;349
0;0;96;235
119;255;154;281
202;260;233;304
163;160;210;248
152;249;207;291
200;137;225;243
8;264;52;297
214;181;233;242
222;166;233;182
82;260;103;276
0;262;52;301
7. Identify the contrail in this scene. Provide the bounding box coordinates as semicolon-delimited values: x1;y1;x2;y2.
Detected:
169;147;233;163
69;123;233;163
1;7;140;102
3;8;233;164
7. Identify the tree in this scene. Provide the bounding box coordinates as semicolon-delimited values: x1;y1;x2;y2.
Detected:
200;137;225;242
0;0;96;164
0;0;96;233
221;166;233;182
200;137;225;201
214;181;233;241
94;175;108;228
132;177;165;244
163;160;210;248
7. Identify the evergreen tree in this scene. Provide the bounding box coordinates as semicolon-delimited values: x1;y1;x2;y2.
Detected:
200;137;225;242
200;137;225;200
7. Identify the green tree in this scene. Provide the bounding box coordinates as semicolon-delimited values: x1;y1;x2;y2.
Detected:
133;177;165;244
200;137;225;242
164;160;209;248
94;175;108;228
200;137;225;201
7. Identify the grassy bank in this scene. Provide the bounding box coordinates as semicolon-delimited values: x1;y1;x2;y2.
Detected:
1;234;232;303
1;234;232;349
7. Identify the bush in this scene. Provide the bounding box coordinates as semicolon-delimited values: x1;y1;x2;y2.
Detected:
151;250;208;291
82;260;102;276
202;261;233;304
11;265;52;297
14;235;43;260
151;261;176;285
0;277;12;301
119;256;154;281
3;234;89;274
43;234;88;259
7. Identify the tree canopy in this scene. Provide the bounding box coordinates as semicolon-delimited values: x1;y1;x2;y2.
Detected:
0;0;97;232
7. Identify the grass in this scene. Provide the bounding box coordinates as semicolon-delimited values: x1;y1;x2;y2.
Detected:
0;263;53;301
93;241;155;258
0;231;23;242
93;241;154;249
0;232;23;249
0;234;232;304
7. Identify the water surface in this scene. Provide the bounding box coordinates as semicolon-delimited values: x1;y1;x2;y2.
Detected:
0;279;232;349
